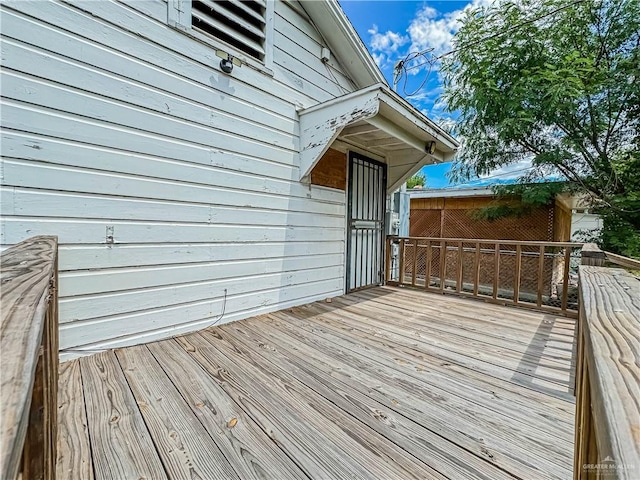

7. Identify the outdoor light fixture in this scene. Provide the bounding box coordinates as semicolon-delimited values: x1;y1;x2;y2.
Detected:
426;141;437;155
216;49;242;75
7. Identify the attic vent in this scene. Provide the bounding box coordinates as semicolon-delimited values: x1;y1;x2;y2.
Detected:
192;0;266;61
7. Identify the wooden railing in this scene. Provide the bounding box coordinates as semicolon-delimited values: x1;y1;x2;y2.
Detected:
581;242;640;271
386;236;583;317
1;236;59;480
573;249;640;479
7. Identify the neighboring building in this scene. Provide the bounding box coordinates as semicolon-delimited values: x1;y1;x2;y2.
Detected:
0;0;457;357
555;194;603;241
406;187;586;304
408;187;571;241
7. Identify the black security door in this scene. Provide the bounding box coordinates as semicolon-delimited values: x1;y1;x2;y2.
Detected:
346;152;387;292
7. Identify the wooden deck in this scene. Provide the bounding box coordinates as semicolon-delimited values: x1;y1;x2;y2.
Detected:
56;286;577;480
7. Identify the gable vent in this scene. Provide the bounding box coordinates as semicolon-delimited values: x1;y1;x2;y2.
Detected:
192;0;267;61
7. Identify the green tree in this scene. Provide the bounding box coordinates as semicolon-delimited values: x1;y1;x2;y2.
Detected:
407;173;426;189
442;0;640;256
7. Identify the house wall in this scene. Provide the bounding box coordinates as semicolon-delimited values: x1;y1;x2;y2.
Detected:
0;0;359;358
571;212;603;240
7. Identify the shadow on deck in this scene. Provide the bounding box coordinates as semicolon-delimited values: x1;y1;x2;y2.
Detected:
56;286;576;480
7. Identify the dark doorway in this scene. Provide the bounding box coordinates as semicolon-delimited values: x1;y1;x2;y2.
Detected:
346;152;387;292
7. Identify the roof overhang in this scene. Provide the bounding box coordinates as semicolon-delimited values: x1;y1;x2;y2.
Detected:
409;187;494;199
298;84;459;192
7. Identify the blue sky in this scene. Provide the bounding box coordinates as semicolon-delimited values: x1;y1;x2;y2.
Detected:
339;0;515;189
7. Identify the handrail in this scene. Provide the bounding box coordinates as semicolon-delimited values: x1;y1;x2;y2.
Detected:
581;242;640;271
1;236;59;480
391;236;582;247
603;251;640;271
386;236;583;317
573;266;640;479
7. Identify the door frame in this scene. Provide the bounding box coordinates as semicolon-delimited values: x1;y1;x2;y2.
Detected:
345;151;387;292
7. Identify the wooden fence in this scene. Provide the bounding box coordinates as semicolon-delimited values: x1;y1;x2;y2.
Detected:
1;236;59;480
573;249;640;479
386;236;583;317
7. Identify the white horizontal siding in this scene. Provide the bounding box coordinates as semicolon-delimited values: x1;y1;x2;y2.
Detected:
57;241;342;270
0;0;357;357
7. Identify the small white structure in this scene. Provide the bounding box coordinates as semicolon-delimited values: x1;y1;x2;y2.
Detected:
555;194;603;241
0;0;457;358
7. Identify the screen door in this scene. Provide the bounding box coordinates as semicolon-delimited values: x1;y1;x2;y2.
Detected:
346;153;387;292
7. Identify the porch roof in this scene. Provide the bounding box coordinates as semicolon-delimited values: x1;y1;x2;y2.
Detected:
298;84;459;192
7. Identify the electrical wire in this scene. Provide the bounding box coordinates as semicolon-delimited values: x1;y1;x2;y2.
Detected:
403;0;590;75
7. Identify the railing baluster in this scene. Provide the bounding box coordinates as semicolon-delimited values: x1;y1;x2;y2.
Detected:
456;241;463;293
493;242;500;300
411;239;418;287
513;245;522;304
425;240;432;290
561;247;572;312
473;242;480;297
537;245;545;307
439;240;446;293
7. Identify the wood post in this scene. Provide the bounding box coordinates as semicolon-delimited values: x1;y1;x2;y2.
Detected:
1;236;59;480
580;243;606;266
573;267;640;479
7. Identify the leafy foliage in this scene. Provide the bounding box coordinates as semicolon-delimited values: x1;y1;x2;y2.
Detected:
442;0;640;255
407;173;426;189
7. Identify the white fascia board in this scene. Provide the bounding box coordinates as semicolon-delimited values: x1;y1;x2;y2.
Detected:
409;187;495;199
298;86;382;181
380;88;459;151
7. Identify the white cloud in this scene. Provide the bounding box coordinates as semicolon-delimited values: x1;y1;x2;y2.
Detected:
368;24;409;54
371;52;386;67
406;0;496;65
478;158;533;180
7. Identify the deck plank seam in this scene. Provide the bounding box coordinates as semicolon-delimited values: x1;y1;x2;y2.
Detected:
216;323;457;480
262;311;574;474
77;360;98;480
228;320;524;480
301;299;577;399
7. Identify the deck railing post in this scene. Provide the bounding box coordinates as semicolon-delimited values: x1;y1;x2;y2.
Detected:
561;247;571;313
425;240;432;290
1;236;59;480
493;243;500;300
398;238;406;285
473;242;480;297
580;243;606;266
513;245;522;304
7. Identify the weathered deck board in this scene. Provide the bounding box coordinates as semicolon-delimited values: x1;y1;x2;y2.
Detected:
146;339;309;480
58;287;577;480
221;320;515;480
115;345;240;480
261;310;572;479
184;330;437;480
55;361;92;480
80;351;167;480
